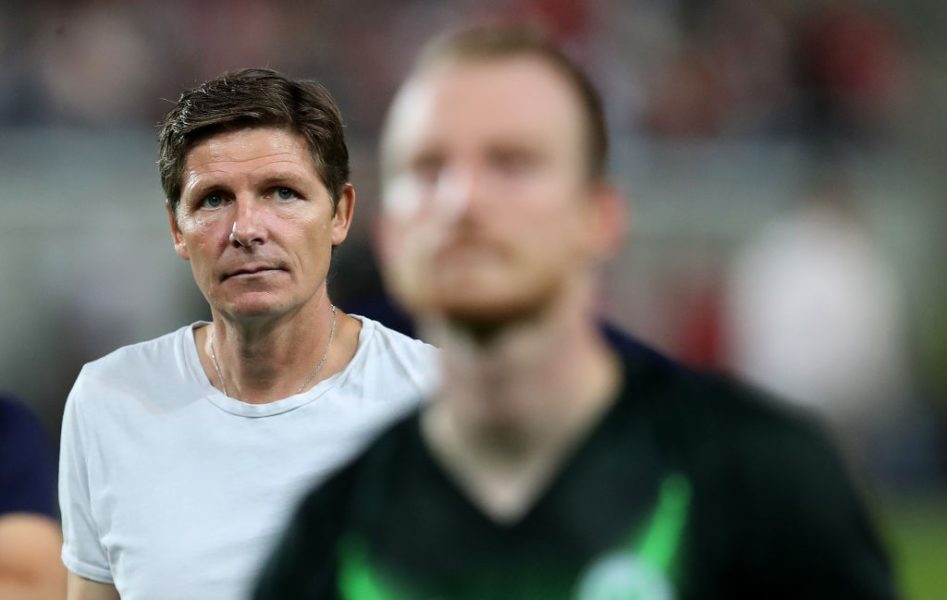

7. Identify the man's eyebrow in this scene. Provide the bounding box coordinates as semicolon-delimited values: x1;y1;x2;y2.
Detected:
182;169;311;193
180;170;228;197
255;171;310;186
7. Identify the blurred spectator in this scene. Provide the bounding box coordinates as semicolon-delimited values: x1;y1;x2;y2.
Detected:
0;0;911;147
0;394;65;599
794;0;909;148
30;2;162;125
725;167;911;467
642;0;793;137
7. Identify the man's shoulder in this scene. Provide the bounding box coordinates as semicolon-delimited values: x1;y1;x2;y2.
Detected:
606;323;836;467
604;323;702;405
607;326;870;527
68;325;198;412
348;315;440;389
355;315;438;357
80;324;195;380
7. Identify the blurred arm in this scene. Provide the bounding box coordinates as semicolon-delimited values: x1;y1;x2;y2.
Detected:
0;513;66;600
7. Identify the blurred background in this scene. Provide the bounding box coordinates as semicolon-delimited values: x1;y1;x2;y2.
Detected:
0;0;944;596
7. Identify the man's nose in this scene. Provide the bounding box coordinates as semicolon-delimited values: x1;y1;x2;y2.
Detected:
435;166;486;223
229;197;266;248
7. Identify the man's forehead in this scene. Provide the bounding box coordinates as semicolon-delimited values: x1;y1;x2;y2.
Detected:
384;56;586;156
183;127;319;174
180;127;325;194
186;126;303;160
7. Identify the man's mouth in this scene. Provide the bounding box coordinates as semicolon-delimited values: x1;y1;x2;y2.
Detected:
437;241;506;265
222;265;285;281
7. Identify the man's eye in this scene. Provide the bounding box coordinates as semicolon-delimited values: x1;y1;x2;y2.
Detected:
492;151;535;174
275;187;298;201
201;193;225;208
412;156;444;183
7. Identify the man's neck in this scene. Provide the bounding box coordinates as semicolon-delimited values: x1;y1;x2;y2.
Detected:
420;295;622;523
197;300;358;404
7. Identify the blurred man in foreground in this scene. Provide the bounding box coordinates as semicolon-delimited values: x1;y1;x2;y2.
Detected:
255;27;897;599
58;69;438;600
0;394;65;599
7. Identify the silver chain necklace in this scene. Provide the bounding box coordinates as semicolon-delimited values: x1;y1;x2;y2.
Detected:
208;305;338;398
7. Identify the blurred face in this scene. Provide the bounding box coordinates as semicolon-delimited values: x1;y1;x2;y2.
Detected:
169;126;353;322
379;56;618;325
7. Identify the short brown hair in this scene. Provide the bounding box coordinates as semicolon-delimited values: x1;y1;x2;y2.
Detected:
400;25;608;182
159;68;350;214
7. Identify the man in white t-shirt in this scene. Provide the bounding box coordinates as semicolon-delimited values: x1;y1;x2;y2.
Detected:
58;68;439;600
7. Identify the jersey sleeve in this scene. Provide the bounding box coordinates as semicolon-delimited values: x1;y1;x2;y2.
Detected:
252;467;357;600
58;367;114;584
729;402;898;599
0;396;57;517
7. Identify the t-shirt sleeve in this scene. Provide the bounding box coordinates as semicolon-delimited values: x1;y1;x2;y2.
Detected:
58;368;114;584
0;396;57;517
252;467;357;600
730;404;898;599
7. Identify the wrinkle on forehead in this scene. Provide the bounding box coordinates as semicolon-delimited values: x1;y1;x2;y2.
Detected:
183;155;309;182
187;127;308;168
181;128;317;196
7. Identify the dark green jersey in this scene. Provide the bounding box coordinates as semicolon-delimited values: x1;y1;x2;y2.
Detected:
254;338;897;600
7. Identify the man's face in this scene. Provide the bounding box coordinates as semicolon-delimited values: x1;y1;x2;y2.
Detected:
168;126;353;322
379;56;618;325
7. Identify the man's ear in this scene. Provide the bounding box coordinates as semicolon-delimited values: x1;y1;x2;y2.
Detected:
585;183;629;261
331;183;356;246
166;201;190;261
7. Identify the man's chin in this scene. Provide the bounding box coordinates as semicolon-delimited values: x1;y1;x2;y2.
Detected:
391;275;561;336
215;294;289;322
435;294;550;335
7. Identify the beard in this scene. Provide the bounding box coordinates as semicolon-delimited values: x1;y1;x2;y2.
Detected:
428;269;566;342
385;229;580;342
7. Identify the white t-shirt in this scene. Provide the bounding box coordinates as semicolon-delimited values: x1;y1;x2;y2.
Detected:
59;316;438;600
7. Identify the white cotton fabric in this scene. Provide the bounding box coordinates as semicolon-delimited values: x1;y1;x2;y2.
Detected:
59;316;438;600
